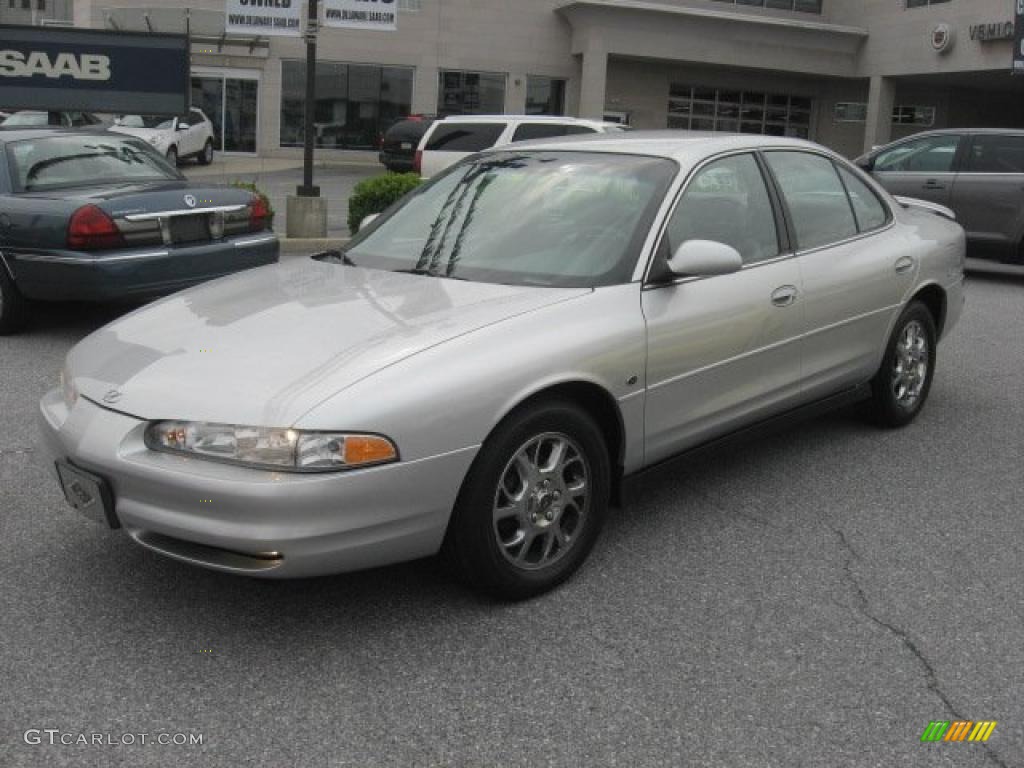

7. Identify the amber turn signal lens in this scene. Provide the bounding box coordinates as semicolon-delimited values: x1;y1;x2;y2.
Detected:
343;435;398;466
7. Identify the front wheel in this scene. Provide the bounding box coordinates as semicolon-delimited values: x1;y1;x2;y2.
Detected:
867;301;937;428
444;400;610;600
199;139;214;166
165;146;178;166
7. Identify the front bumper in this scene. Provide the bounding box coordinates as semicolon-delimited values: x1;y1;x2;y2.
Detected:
10;234;280;302
38;390;477;578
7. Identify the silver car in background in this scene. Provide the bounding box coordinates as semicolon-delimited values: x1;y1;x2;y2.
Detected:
39;133;965;599
857;128;1024;263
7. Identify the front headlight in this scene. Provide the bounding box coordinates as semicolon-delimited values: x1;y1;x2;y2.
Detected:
148;135;164;147
144;421;398;472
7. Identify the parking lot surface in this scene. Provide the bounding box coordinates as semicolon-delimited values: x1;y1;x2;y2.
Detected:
1;266;1021;767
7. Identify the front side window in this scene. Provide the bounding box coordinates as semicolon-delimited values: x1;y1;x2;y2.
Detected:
874;135;960;173
838;166;890;232
7;136;179;191
965;134;1024;174
341;151;677;288
665;153;780;266
765;151;858;251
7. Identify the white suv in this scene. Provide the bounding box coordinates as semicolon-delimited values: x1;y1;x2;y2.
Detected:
414;115;626;178
111;107;216;166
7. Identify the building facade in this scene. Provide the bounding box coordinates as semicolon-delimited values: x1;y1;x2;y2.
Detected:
62;0;1024;159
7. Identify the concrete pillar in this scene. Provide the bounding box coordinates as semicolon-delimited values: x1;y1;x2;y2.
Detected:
286;195;328;239
578;49;608;120
863;75;895;154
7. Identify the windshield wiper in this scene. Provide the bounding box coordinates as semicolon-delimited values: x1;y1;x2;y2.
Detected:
315;249;356;266
393;268;467;281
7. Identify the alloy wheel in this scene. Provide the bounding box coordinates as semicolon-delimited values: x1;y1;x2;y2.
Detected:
891;319;929;409
492;432;590;571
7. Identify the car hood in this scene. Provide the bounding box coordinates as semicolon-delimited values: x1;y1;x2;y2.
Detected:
109;126;170;142
68;258;589;426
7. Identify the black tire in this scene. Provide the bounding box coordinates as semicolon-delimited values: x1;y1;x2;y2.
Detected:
444;399;610;600
199;139;214;166
166;146;178;166
0;261;29;335
867;301;937;428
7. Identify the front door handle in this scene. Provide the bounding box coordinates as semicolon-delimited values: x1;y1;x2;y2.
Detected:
771;285;799;307
895;256;916;274
923;179;946;191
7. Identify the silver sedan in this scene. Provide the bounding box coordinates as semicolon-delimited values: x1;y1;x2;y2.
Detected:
39;133;965;599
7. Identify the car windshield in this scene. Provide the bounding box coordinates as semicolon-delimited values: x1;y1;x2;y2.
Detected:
342;151;677;287
7;135;180;191
116;115;175;129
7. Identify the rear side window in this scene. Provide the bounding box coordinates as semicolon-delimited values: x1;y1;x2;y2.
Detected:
765;151;857;251
965;134;1024;174
425;123;504;152
511;123;597;141
837;166;889;232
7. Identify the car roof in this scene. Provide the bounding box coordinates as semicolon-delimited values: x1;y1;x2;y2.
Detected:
479;130;827;162
437;114;614;126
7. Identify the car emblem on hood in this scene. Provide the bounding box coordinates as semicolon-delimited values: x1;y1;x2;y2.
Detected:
102;389;123;404
184;194;197;208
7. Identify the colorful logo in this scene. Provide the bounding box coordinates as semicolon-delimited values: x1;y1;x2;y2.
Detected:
921;721;997;743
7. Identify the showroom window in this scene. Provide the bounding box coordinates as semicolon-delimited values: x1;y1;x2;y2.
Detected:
668;85;812;139
438;71;507;116
526;77;566;116
280;61;413;150
709;0;822;13
906;0;950;8
832;103;936;127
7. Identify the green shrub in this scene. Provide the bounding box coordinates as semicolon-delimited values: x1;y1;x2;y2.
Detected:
348;173;422;235
231;180;275;229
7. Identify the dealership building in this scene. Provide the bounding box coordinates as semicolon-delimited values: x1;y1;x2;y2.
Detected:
41;0;1024;159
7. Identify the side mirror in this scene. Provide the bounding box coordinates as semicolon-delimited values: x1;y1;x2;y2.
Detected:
855;156;874;172
667;240;743;278
360;213;380;231
176;123;189;131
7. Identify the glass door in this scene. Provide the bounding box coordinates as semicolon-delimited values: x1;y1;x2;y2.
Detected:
190;72;260;155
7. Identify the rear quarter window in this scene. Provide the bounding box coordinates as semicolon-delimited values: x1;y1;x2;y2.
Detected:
511;123;597;142
425;123;505;152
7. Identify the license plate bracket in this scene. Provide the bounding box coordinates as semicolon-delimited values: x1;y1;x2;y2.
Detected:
169;215;210;244
55;461;119;529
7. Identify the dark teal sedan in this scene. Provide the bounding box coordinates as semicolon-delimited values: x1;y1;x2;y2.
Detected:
0;128;279;333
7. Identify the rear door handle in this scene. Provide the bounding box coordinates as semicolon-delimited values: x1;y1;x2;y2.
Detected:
895;256;916;274
923;179;945;190
771;285;798;307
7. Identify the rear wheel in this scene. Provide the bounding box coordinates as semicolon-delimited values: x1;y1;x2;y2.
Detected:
199;139;214;166
165;146;178;166
444;400;610;600
0;263;28;335
867;301;936;428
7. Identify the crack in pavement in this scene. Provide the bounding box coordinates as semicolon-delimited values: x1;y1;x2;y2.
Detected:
831;525;1008;768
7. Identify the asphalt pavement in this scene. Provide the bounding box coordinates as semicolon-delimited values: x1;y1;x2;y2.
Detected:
0;264;1022;767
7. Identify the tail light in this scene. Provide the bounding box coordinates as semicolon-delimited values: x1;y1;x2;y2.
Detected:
413;149;423;175
249;195;270;232
67;205;123;250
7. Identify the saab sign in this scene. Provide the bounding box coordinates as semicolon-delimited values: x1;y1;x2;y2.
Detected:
0;25;189;114
324;0;398;31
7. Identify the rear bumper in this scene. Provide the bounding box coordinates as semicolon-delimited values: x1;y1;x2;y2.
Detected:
9;233;279;302
378;150;415;171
